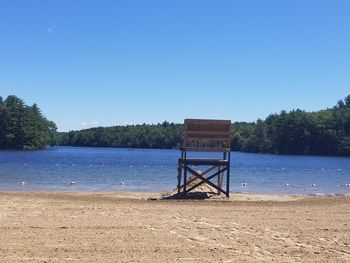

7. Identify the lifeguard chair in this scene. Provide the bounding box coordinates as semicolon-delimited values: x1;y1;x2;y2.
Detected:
177;119;232;197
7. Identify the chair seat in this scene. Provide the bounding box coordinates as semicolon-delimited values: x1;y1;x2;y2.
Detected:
178;158;229;166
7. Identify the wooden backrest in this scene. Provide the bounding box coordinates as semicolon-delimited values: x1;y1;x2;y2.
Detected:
181;119;232;152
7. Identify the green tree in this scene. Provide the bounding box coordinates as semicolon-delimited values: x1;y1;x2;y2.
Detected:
0;95;58;150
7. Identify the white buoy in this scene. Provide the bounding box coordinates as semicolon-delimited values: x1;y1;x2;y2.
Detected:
241;183;247;187
312;184;317;187
21;181;26;185
120;181;125;186
345;183;350;187
69;182;76;185
285;183;290;187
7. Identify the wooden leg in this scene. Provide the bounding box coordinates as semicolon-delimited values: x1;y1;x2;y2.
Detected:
226;152;231;198
183;164;187;197
177;161;182;194
226;164;230;198
217;166;223;195
218;173;224;194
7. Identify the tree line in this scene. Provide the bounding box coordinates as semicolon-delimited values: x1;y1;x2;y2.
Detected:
59;121;182;149
232;98;350;155
1;94;349;156
0;95;57;150
59;95;350;156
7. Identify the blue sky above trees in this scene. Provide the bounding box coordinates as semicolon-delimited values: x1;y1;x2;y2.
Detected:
1;0;349;131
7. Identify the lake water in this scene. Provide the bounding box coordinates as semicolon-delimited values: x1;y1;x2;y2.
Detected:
0;146;349;195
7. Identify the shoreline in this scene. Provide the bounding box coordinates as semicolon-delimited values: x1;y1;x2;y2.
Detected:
1;190;350;202
0;189;349;198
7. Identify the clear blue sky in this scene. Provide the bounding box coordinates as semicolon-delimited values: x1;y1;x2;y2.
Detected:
1;1;349;131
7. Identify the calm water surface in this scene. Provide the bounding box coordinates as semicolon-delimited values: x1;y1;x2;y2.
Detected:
0;146;349;194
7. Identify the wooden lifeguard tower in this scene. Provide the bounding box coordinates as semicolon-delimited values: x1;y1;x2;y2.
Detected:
177;119;232;197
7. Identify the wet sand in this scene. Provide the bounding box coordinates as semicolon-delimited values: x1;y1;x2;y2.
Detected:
0;191;349;262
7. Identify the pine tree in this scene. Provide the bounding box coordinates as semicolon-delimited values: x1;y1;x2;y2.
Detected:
0;95;57;149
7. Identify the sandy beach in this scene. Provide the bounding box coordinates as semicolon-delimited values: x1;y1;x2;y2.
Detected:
0;191;349;262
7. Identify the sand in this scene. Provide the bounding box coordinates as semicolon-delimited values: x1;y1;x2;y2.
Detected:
0;191;349;262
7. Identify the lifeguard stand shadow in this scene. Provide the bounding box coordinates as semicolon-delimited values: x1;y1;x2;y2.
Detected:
162;191;212;200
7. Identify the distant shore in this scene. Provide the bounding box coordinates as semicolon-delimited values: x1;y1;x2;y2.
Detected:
1;191;349;262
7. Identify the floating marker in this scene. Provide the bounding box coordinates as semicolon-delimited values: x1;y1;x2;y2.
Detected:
312;184;317;187
120;182;125;186
241;183;247;187
69;182;76;185
285;183;290;187
21;181;26;185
